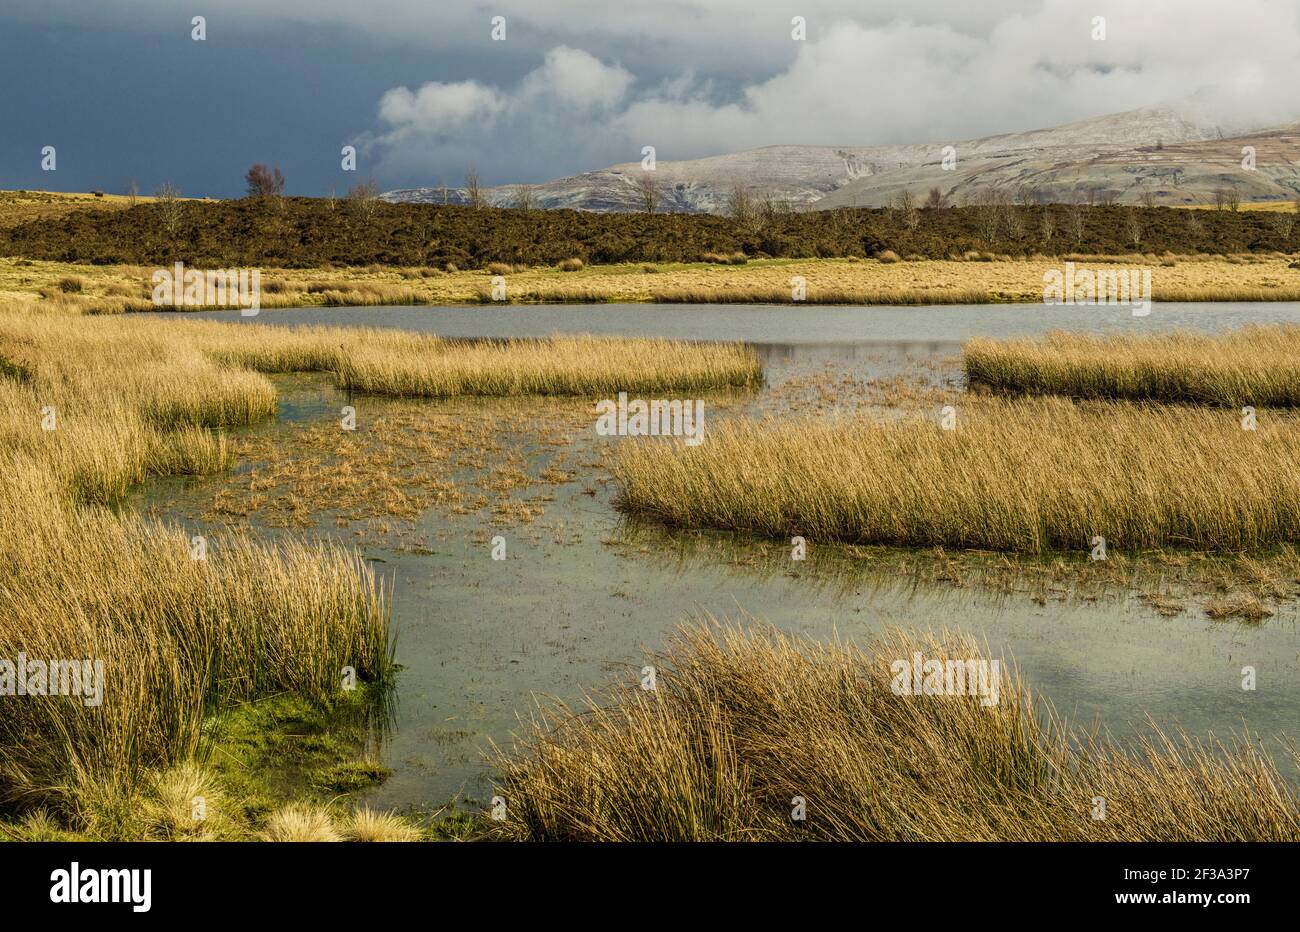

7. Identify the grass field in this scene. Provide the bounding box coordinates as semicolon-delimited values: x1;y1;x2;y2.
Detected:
493;620;1298;841
4;253;1300;312
966;324;1300;406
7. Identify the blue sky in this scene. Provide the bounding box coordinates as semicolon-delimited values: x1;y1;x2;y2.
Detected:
2;1;1296;198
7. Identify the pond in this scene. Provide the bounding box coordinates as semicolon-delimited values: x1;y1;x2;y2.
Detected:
137;303;1300;813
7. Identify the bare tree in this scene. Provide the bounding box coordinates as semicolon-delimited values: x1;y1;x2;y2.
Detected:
1126;209;1143;249
511;185;535;211
1226;186;1241;211
759;192;791;223
464;168;483;209
1039;208;1055;246
1213;188;1230;211
1015;185;1038;209
245;164;285;198
1066;201;1085;244
154;183;183;236
347;178;381;223
634;172;660;213
125;180;138;207
1138;189;1157;210
970;190;1003;246
1004;204;1026;242
891;190;920;231
727;184;754;224
924;186;945;210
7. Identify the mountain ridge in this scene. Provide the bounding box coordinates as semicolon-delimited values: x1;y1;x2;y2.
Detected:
383;106;1300;212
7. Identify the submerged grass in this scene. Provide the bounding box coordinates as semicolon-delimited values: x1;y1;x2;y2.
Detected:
966;324;1300;406
493;619;1298;841
610;396;1300;553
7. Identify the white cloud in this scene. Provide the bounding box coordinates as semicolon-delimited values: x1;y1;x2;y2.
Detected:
377;82;505;141
360;0;1300;185
520;46;634;110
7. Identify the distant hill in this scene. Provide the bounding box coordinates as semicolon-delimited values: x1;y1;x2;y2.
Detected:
384;106;1300;213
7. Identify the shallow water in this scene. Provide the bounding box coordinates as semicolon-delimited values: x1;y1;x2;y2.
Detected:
139;303;1300;810
170;300;1300;343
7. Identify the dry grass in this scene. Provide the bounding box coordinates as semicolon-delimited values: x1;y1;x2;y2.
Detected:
611;396;1300;553
344;807;424;842
966;325;1300;406
4;254;1299;311
493;619;1298;841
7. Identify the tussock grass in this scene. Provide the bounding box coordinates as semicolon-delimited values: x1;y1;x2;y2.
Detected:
494;620;1298;841
966;325;1300;406
260;804;342;842
611;396;1300;553
0;464;391;825
344;807;424;842
332;334;761;397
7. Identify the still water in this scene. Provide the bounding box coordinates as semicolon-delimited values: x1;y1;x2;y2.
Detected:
144;303;1300;811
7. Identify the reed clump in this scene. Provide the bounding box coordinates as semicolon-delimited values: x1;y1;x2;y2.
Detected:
0;304;393;831
966;325;1300;406
332;334;762;397
492;620;1298;841
610;396;1300;553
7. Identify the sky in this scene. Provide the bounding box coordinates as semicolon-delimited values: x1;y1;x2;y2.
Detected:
2;0;1298;198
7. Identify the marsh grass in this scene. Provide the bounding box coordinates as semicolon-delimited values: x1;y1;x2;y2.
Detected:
0;465;392;829
0;306;395;831
0;301;755;832
966;324;1300;406
493;619;1298;841
611;396;1300;553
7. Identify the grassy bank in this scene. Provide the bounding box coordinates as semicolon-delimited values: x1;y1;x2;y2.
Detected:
966;324;1300;406
5;254;1300;313
493;620;1298;841
610;396;1300;553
